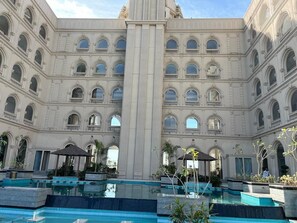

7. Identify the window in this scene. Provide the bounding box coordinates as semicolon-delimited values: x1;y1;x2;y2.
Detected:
206;64;220;77
0;52;2;70
91;88;104;101
165;63;177;75
255;79;262;97
268;68;276;87
280;15;291;36
187;39;198;50
11;64;22;82
235;157;252;178
24;105;33;121
96;39;108;50
39;25;46;40
253;50;259;67
116;38;126;50
71;87;83;99
259;5;270;27
68;114;80;126
18;34;28;52
111;115;121;127
29;77;38;93
251;24;257;40
186;117;199;129
208;116;221;131
186;89;198;103
166;39;178;50
112;87;123;101
88;114;100;126
164;116;177;130
24;8;33;24
34;50;42;65
0;134;8;168
207;89;220;103
0;15;9;36
291;90;297;113
114;63;124;75
16;139;27;168
186;64;198;75
77;39;89;49
206;39;218;51
272;101;280;121
4;96;16;114
10;0;16;5
286;50;296;73
95;63;106;74
76;62;86;74
266;37;273;53
258;110;264;127
164;89;177;103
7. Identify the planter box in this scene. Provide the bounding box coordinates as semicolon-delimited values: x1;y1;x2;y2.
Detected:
243;181;270;194
269;184;297;218
161;176;178;185
85;172;107;181
157;193;209;216
227;178;243;191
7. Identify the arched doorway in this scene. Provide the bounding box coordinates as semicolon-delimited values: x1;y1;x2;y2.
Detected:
15;138;27;169
85;144;96;169
0;135;8;168
276;142;287;176
209;148;222;178
106;145;119;170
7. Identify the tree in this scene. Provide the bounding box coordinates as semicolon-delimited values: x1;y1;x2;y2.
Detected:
278;127;297;162
94;139;107;172
252;140;275;175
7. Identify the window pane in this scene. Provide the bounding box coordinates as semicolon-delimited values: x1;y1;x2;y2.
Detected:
166;39;177;49
24;8;33;24
96;63;106;74
269;68;276;86
39;26;46;39
78;39;89;49
258;111;264;126
186;90;198;102
186;64;198;74
34;50;42;65
115;63;124;74
272;102;280;121
111;115;121;127
72;88;83;98
0;16;9;36
256;80;261;96
0;53;2;68
207;40;218;49
286;51;296;73
68;114;79;125
165;90;176;101
291;91;297;112
266;38;272;53
5;96;16;113
208;89;220;102
18;35;28;52
254;51;259;67
208;118;221;130
166;64;177;74
235;158;243;176
89;115;100;126
30;77;38;92
116;39;126;49
24;105;33;121
112;88;123;100
186;117;198;129
164;116;177;129
11;65;22;82
187;40;197;49
92;88;104;99
16;139;27;167
77;63;86;73
97;39;108;49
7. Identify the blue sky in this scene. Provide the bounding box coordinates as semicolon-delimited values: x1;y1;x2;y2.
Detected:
45;0;251;19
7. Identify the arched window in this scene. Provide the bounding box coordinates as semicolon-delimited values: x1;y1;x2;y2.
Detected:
88;114;100;126
112;87;123;101
4;96;16;114
272;101;280;121
76;62;86;74
107;145;119;169
251;24;257;40
291;90;297;112
164;116;177;130
186;117;199;129
268;68;276;87
164;89;177;102
258;110;264;127
186;89;198;103
11;64;22;82
207;89;220;102
91;88;104;100
111;115;121;127
95;63;106;74
96;39;108;49
71;87;83;99
255;79;262;97
187;39;198;50
166;39;178;50
24;105;33;121
114;63;124;75
34;50;42;65
68;114;80;125
286;50;296;73
165;63;177;75
18;34;28;52
259;5;270;27
208;116;221;131
39;25;46;39
77;39;89;49
29;77;38;92
24;8;33;24
266;37;273;53
186;64;198;75
16;139;27;168
253;50;259;67
280;15;291;36
116;38;126;50
0;134;8;168
206;39;218;51
0;15;9;36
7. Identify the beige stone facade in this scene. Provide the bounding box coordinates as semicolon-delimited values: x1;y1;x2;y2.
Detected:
0;0;296;180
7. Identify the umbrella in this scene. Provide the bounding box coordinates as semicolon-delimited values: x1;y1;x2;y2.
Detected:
178;150;217;180
51;145;93;177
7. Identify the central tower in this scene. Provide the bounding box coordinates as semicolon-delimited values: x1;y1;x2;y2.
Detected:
118;0;179;179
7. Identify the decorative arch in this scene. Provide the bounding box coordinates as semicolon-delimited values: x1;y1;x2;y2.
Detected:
254;78;262;97
39;24;47;40
110;113;121;127
251;49;259;68
185;88;199;103
77;37;89;49
186;37;198;50
24;6;35;25
115;37;126;50
208;146;224;178
265;66;276;87
111;86;123;101
185;115;200;130
255;108;264;128
96;37;109;50
282;48;296;74
18;33;30;53
165;62;178;75
206;37;219;51
164;88;177;103
94;60;107;75
0;13;12;36
163;114;178;130
276;12;292;37
186;62;199;75
166;37;178;50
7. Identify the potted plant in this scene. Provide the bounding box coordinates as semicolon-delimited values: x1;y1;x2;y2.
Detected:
242;174;275;194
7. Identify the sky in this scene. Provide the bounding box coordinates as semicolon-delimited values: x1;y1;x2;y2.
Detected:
45;0;251;19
